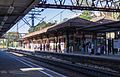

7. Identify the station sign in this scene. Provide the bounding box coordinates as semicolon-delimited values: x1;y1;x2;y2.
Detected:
114;39;120;48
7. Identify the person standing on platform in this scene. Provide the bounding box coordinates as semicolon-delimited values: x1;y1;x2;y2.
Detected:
81;44;85;54
91;43;94;54
101;44;105;54
88;45;92;55
96;45;101;55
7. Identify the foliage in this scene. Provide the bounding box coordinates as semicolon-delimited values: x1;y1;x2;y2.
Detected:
1;39;6;48
113;12;120;20
28;26;35;33
79;11;92;20
28;21;56;33
7;32;19;47
34;21;46;31
97;0;120;20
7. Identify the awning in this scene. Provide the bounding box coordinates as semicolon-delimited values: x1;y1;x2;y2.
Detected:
77;21;120;33
0;0;39;36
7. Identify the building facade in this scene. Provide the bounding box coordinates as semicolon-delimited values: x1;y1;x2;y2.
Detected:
22;17;119;54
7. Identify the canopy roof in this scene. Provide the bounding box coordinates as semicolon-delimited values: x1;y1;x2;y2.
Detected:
47;17;97;31
23;26;54;38
77;21;120;33
23;17;97;38
23;17;120;39
0;0;39;36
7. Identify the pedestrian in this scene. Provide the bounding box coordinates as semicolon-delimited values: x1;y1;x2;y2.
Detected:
81;44;85;54
96;45;101;55
91;43;94;54
101;44;105;54
88;45;92;55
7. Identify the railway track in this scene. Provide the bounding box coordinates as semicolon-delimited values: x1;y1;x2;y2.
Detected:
9;49;120;77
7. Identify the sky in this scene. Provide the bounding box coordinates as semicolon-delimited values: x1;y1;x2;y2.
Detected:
8;8;82;33
8;0;104;33
7;0;120;33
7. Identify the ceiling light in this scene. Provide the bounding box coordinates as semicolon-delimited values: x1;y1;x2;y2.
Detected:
0;26;2;28
8;6;14;14
3;16;8;21
1;21;5;26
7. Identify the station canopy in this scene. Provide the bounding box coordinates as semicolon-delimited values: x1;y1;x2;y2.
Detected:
23;17;98;38
0;0;39;37
47;17;98;32
77;21;120;33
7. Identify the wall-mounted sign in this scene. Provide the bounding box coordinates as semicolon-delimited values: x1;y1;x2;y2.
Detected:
114;39;120;48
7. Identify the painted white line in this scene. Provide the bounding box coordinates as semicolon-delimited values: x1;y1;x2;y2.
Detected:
19;57;67;77
10;54;54;77
20;68;44;72
11;52;67;77
11;52;23;56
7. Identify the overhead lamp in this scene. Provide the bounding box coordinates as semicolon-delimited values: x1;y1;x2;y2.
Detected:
0;26;2;28
1;21;5;26
3;16;8;21
7;6;14;14
0;26;2;30
0;6;14;26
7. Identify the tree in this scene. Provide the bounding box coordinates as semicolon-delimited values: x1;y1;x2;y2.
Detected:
28;21;56;32
111;9;120;20
98;0;120;20
7;32;19;47
35;21;47;31
79;11;92;20
1;39;6;48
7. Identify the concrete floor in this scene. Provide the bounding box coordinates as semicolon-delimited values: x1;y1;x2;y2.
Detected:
0;51;66;77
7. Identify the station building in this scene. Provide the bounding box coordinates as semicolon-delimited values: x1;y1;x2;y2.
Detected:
22;17;120;54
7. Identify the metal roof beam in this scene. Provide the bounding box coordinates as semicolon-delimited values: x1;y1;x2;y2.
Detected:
36;0;120;12
36;4;120;12
0;13;26;16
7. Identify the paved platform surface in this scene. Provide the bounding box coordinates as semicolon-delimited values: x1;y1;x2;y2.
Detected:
36;51;120;61
0;51;66;77
73;53;120;61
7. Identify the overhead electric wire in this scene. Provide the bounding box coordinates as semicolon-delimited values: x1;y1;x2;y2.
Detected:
9;8;45;32
46;9;65;22
37;16;46;24
22;18;32;27
18;19;31;29
9;21;20;32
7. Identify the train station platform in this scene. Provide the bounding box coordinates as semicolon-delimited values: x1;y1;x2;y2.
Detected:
71;51;120;60
1;48;120;77
74;53;120;61
7;47;120;61
0;50;66;77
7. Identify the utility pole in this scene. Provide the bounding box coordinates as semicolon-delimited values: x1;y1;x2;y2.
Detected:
22;8;44;32
31;13;35;27
16;22;19;48
60;12;62;22
17;22;18;33
6;34;8;49
29;13;35;32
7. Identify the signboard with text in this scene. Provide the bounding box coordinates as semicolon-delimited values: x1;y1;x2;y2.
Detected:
114;39;120;48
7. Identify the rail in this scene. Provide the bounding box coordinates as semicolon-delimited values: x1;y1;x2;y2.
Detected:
8;48;120;77
35;51;120;72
